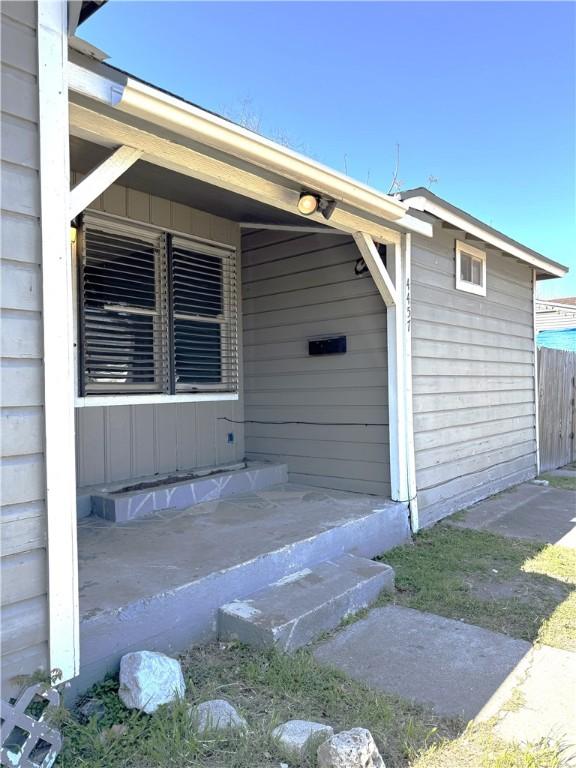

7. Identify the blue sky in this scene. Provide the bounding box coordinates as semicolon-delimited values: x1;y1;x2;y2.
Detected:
82;1;575;297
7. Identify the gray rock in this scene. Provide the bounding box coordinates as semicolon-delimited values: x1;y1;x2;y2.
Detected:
189;699;247;733
118;651;185;714
77;697;106;723
317;728;385;768
272;719;334;760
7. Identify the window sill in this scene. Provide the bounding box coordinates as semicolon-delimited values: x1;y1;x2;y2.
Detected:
455;279;486;297
75;392;239;408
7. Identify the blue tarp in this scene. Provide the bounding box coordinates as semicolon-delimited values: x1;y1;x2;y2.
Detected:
537;328;576;352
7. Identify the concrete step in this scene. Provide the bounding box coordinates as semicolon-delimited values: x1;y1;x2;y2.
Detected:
218;554;394;652
88;462;288;522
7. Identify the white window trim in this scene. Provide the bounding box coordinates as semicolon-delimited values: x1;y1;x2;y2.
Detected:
455;240;487;296
74;212;240;405
75;392;239;408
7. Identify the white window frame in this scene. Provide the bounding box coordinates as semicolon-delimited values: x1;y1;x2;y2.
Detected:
455;240;487;296
73;213;240;408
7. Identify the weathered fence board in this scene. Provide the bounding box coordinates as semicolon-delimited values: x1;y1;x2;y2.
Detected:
538;347;576;471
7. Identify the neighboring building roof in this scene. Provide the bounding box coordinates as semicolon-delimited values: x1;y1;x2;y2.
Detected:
536;298;576;332
548;296;576;307
400;187;568;279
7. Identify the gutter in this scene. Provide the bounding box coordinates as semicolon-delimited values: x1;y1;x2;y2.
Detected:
68;62;430;237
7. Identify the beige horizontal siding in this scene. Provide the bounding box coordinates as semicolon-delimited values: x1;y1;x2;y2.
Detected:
242;230;390;496
411;226;537;524
74;176;244;487
1;2;49;697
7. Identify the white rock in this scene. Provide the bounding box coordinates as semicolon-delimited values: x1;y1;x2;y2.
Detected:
189;699;247;733
272;719;334;760
317;728;385;768
118;651;185;714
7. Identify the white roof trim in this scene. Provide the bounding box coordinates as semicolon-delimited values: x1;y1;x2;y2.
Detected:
402;193;567;278
68;61;432;239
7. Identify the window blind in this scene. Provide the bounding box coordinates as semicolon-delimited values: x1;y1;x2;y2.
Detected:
79;214;238;397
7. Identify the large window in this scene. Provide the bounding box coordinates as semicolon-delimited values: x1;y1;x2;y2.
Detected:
78;215;238;397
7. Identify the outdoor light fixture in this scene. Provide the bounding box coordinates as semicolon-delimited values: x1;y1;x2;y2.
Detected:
297;192;337;220
318;197;337;220
297;192;319;216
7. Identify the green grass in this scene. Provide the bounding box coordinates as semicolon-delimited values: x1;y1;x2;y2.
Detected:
55;644;572;768
378;526;576;649
411;722;571;768
54;523;576;768
56;644;451;768
539;474;576;491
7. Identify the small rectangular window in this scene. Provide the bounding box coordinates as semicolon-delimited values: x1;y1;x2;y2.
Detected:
455;240;486;296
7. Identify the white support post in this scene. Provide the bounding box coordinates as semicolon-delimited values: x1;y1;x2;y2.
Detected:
400;234;419;531
69;145;142;219
533;269;541;476
385;241;409;505
353;232;412;508
38;1;79;681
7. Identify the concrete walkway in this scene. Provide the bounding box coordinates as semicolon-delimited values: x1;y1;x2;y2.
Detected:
314;605;531;721
448;481;576;548
314;478;576;761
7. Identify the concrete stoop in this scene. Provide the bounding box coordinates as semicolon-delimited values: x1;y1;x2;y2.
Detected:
83;462;288;522
75;490;409;696
219;554;395;651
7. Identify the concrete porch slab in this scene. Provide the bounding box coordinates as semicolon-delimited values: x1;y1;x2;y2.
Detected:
76;484;409;696
313;605;531;721
448;483;576;548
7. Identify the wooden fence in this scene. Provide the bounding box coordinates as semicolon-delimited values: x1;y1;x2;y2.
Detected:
538;347;576;471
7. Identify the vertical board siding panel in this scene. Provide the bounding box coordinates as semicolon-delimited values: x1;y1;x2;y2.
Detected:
153;403;179;473
175;404;198;470
189;208;212;240
171;201;190;233
76;407;106;487
411;228;537;525
131;405;156;478
127;188;150;222
150;195;171;228
195;403;217;467
101;182;127;217
104;406;133;482
75;184;243;485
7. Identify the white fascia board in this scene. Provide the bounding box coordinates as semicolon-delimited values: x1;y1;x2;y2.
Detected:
69;103;403;245
405;195;567;278
68;62;435;239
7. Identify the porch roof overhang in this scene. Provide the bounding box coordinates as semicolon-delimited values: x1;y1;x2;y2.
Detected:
67;56;433;244
400;188;568;279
